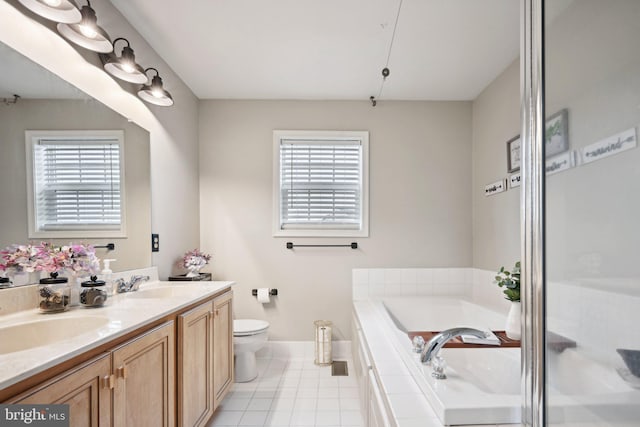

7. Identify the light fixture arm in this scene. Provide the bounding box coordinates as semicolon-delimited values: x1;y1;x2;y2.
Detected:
144;67;160;78
112;37;131;50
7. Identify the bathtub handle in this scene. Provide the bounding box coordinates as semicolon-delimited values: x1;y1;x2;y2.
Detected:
431;356;447;379
412;335;425;353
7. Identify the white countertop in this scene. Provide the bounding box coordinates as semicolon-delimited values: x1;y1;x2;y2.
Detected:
0;280;234;391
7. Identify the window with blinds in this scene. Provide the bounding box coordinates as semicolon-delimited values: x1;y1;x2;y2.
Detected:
273;131;369;237
26;131;126;238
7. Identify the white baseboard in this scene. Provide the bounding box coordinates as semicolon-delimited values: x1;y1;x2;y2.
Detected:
256;340;352;360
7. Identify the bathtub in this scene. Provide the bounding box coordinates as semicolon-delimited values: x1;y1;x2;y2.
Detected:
359;296;640;426
377;297;521;425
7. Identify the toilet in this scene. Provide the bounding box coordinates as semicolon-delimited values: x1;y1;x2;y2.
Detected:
233;319;269;382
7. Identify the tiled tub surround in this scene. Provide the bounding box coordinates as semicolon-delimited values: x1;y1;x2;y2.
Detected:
353;268;640;426
352;268;474;301
0;268;233;390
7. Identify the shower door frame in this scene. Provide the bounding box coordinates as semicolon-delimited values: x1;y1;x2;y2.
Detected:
521;0;545;426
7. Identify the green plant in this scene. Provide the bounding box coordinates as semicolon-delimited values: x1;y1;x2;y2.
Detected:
546;120;563;143
495;261;520;302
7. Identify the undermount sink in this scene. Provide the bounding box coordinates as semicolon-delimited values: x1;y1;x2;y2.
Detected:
124;286;201;299
0;316;109;355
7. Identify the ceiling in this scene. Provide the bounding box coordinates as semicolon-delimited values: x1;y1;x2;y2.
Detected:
110;0;520;101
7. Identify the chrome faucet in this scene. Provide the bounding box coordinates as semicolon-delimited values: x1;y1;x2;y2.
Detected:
420;327;487;365
116;275;150;293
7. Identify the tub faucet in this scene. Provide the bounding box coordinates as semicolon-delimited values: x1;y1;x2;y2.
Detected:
116;275;150;293
420;327;487;365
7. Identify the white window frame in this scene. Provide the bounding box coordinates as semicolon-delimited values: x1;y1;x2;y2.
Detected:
272;130;369;237
25;130;127;239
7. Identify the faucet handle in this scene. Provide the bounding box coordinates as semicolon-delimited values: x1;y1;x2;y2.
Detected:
431;356;447;379
115;278;127;293
412;335;425;353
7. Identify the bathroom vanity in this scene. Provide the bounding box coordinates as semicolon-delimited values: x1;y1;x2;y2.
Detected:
0;280;234;427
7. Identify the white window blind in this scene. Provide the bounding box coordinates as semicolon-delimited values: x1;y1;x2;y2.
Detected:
277;133;367;234
32;137;122;231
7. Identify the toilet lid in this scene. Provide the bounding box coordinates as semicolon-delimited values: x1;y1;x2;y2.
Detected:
234;319;269;336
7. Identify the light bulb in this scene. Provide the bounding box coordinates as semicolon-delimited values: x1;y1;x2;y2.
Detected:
42;0;62;6
152;88;163;98
121;62;135;73
79;24;97;38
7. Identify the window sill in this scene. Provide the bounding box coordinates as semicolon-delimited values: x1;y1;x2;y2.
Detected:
272;228;368;238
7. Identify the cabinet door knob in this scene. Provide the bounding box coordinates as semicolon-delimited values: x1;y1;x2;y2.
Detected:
116;366;127;379
215;309;219;317
102;374;115;389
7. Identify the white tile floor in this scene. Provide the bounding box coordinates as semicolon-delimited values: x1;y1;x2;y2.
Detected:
207;357;364;426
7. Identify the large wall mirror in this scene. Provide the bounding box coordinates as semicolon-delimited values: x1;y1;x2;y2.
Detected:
0;40;151;282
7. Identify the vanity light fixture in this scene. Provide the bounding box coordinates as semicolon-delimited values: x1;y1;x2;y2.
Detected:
102;38;147;84
17;0;81;24
137;68;174;107
57;0;112;53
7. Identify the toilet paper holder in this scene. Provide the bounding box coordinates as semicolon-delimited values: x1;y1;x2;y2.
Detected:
252;288;278;296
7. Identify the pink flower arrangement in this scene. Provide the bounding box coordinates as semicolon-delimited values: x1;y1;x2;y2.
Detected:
0;242;100;276
0;244;50;273
57;244;101;275
178;249;211;271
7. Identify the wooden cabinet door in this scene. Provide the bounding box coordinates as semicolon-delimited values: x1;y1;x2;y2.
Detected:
213;291;233;408
178;301;214;427
112;321;175;427
9;353;112;427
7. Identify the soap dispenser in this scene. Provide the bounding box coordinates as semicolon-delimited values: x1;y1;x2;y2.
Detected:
101;259;116;296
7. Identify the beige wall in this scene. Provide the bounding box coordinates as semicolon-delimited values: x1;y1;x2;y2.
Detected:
0;0;200;279
0;99;150;272
471;0;640;280
199;100;472;340
471;60;521;271
544;0;640;282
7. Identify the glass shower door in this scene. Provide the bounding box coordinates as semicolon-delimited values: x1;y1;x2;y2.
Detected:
544;1;640;425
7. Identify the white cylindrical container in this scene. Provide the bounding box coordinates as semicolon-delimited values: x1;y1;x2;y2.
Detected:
314;320;332;366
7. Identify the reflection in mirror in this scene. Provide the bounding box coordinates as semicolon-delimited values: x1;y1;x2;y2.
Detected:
0;40;151;285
